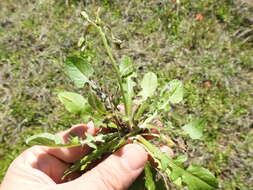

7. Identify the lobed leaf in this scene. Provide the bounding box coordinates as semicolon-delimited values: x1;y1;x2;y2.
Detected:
26;133;80;148
137;135;169;170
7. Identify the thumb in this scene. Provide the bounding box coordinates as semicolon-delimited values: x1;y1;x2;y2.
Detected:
58;144;148;190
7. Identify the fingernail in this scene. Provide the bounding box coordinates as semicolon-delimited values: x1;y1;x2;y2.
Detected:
121;144;148;170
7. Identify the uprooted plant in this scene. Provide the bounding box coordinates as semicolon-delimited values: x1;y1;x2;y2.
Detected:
26;10;218;190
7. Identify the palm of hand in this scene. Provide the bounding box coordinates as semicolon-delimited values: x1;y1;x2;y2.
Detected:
0;123;147;190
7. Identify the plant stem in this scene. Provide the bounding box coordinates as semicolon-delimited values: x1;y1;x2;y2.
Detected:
82;12;132;130
96;27;122;86
94;25;131;128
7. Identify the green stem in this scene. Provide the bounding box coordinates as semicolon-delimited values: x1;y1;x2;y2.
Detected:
96;27;124;94
94;24;130;128
82;12;132;129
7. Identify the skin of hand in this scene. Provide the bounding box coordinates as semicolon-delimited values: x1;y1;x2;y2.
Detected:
0;122;148;190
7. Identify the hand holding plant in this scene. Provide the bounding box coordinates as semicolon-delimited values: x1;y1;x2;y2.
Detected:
0;123;148;190
14;10;217;190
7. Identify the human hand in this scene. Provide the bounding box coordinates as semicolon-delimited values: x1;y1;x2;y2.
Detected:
0;122;148;190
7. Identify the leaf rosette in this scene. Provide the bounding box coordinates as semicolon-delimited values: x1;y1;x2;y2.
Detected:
26;11;218;190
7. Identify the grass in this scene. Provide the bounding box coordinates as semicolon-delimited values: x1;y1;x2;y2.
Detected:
0;0;252;189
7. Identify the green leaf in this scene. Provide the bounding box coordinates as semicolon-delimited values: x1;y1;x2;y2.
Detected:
119;57;136;122
139;111;158;129
183;165;218;190
81;137;118;159
66;57;93;77
81;110;106;128
138;72;158;101
58;92;87;113
167;80;183;104
173;177;182;186
119;56;133;77
169;167;182;184
137;136;218;190
63;137;127;178
134;101;149;120
159;80;183;109
90;116;105;127
144;162;156;190
82;133;104;149
137;135;169;170
26;133;64;146
88;91;107;114
146;167;167;190
182;119;206;140
26;132;115;149
174;155;188;166
108;122;118;129
122;73;136;118
65;56;93;88
82;133;117;149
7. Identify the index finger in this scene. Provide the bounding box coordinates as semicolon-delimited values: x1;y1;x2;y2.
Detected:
45;121;98;163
